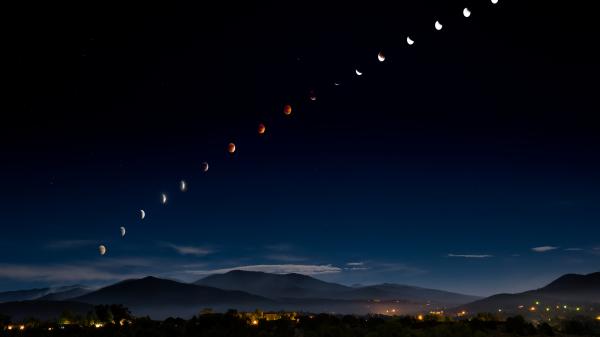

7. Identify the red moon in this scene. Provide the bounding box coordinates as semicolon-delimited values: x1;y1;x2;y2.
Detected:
258;123;266;135
283;104;292;116
228;142;236;154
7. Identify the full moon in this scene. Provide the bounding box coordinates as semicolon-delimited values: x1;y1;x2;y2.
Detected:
377;51;385;62
491;0;499;4
435;21;443;31
228;142;236;154
463;8;471;17
406;36;414;45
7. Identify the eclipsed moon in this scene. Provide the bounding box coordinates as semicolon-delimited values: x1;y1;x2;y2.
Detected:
463;8;471;17
406;36;414;45
283;104;292;116
355;69;363;76
377;51;385;62
435;21;443;31
258;123;266;135
99;245;107;256
228;142;236;154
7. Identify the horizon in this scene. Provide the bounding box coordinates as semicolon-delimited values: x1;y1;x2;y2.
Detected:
2;0;600;302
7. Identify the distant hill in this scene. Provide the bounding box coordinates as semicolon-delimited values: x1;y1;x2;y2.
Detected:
195;270;350;299
195;270;478;306
0;285;90;303
0;300;92;321
0;288;52;303
340;283;480;305
456;272;600;315
74;276;273;319
36;286;92;301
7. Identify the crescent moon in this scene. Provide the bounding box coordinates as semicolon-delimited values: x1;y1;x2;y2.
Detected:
161;193;167;204
140;209;146;220
463;8;471;17
120;226;126;238
202;162;209;173
98;245;107;256
406;36;414;45
355;69;363;76
180;180;187;192
334;82;340;86
377;51;385;62
435;21;443;31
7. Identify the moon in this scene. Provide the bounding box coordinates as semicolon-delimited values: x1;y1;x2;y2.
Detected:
180;180;187;192
463;8;471;17
228;142;236;154
283;104;292;116
377;51;385;62
120;226;126;238
309;90;316;101
140;209;145;220
406;36;414;45
258;123;266;135
334;82;340;86
161;193;167;204
491;0;499;3
201;162;209;173
355;69;362;76
98;245;107;256
435;21;443;31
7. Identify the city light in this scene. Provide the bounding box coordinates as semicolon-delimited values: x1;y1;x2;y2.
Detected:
596;316;600;321
417;315;424;321
529;306;536;311
251;320;259;326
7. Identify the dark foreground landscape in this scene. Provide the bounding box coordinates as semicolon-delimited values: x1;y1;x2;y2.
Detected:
2;310;600;337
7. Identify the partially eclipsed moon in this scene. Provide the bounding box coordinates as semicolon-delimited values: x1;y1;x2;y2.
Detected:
120;226;126;238
180;180;187;192
201;162;209;173
228;142;236;154
463;8;471;17
355;69;363;76
161;193;167;204
140;209;145;220
283;104;292;116
258;123;266;135
99;245;107;256
406;36;414;45
435;21;443;31
377;51;385;62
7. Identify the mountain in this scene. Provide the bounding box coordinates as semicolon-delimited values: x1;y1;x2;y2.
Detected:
340;283;480;305
195;270;350;299
456;272;600;315
195;270;478;306
74;276;273;319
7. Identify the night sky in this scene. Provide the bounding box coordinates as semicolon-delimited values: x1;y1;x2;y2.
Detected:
2;0;600;296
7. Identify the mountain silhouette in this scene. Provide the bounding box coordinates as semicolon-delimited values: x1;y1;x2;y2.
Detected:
456;272;600;315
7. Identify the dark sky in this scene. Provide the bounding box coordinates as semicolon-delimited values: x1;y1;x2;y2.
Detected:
2;0;600;296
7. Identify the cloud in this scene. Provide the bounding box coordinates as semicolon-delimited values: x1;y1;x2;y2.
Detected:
564;248;583;251
346;262;364;266
185;264;342;276
447;253;493;258
531;246;559;253
163;243;213;256
265;254;307;262
0;263;144;282
45;240;96;250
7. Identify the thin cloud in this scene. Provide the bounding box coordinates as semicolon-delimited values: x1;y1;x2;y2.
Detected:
564;248;583;251
447;253;493;258
265;254;307;262
163;242;213;256
185;264;342;276
531;246;559;253
346;262;364;266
